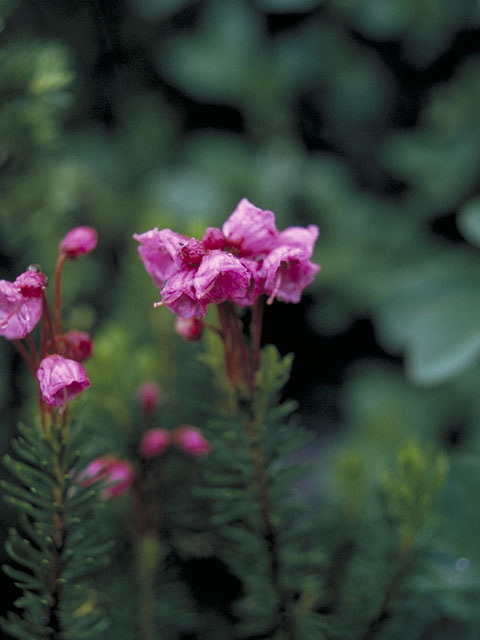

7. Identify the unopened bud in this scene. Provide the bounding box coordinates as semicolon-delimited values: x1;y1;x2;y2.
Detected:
62;330;94;362
139;428;170;458
137;381;162;414
174;425;211;457
60;226;98;259
175;316;202;342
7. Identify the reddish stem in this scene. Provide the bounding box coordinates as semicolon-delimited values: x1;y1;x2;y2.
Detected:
54;252;67;337
42;291;57;355
13;339;36;376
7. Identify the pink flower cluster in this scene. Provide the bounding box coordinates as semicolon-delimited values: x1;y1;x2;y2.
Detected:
134;199;320;318
0;227;97;409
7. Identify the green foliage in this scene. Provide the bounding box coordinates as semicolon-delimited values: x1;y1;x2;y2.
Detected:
1;420;111;640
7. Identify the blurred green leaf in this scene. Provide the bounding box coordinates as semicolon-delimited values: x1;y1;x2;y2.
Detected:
458;197;480;248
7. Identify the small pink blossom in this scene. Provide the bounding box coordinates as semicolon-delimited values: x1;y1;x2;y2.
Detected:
36;354;90;407
137;381;162;414
276;225;319;257
139;428;170;458
79;456;133;498
59;226;98;259
174;426;211;457
159;269;207;318
263;246;320;304
62;330;94;362
0;276;43;340
222;198;278;257
133;228;187;288
194;250;251;305
175;316;203;341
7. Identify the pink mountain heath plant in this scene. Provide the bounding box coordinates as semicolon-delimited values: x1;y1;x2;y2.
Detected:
79;456;134;498
36;354;90;407
139;428;170;458
137;381;162;414
174;426;211;457
0;269;47;340
59;226;98;259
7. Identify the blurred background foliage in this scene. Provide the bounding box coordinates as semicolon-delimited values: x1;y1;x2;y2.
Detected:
1;0;480;636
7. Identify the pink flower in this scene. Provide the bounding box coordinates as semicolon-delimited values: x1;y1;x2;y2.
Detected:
159;269;208;318
0;270;46;340
62;329;94;362
222;198;278;257
263;246;320;304
175;316;203;341
137;381;162;414
276;225;319;257
174;426;211;457
139;428;170;458
59;226;98;259
133;228;188;289
194;250;251;305
79;456;133;498
36;354;90;407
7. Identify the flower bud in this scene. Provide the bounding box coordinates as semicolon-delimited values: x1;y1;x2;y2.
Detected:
139;428;170;458
174;425;211;457
79;456;133;498
179;238;205;268
59;226;98;259
137;381;162;414
36;354;90;407
202;227;227;250
174;316;203;342
62;329;94;362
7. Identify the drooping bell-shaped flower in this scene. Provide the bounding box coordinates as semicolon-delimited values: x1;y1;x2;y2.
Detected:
263;246;320;304
194;250;251;305
133;228;187;289
139;428;170;458
0;270;47;340
36;354;90;407
59;226;98;259
174;426;211;457
158;269;208;318
79;456;133;498
222;198;278;257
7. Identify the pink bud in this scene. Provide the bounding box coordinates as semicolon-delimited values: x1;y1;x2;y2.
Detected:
202;227;227;250
36;354;90;407
179;238;205;268
79;456;133;498
59;226;98;259
62;329;94;362
137;381;162;414
174;316;203;342
139;428;170;458
174;426;211;457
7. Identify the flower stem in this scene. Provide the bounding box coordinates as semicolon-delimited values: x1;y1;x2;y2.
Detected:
54;252;67;337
